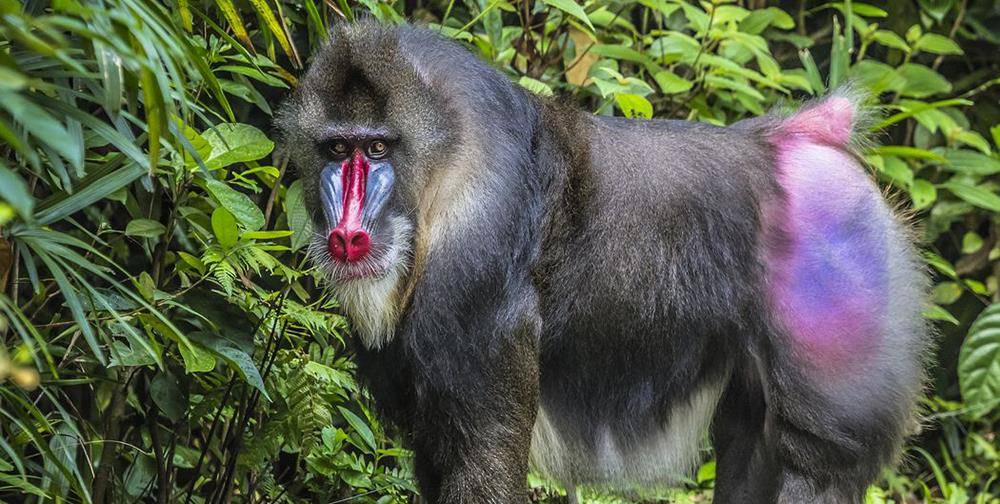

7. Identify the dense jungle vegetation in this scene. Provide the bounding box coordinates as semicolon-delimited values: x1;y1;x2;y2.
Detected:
0;0;998;502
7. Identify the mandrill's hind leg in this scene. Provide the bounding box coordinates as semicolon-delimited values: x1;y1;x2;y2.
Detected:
714;94;928;504
715;336;922;504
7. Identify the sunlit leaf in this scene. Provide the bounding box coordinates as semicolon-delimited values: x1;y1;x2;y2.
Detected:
541;0;594;32
206;179;265;231
211;207;239;249
940;181;1000;213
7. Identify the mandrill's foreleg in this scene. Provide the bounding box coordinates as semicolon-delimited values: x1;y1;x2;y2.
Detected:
398;269;541;504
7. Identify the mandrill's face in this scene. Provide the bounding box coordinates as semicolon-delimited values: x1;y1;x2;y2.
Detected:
279;73;420;285
309;123;411;282
279;49;450;286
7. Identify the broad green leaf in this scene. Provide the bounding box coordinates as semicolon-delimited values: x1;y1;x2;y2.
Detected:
590;44;659;71
923;304;959;325
958;303;1000;417
850;59;905;95
932;281;963;305
938;149;1000;176
124;455;156;498
913;33;963;55
591;73;655;98
711;5;751;25
202;123;274;170
125;219;166;238
205;179;266;231
875;98;973;129
954;131;992;155
108;340;157;367
614;93;653;119
178;342;216;373
924;251;958;279
704;75;764;100
897;64;952;98
518;76;554;97
879;155;914;188
541;0;594;31
337;406;377;453
212;207;239;249
696;460;716;485
588;6;639;32
653;70;692;94
910;179;937;209
962;232;984;254
177;251;206;274
872;30;909;52
738;7;794;35
679;2;709;34
214;344;268;399
42;423;77;498
940;181;1000;213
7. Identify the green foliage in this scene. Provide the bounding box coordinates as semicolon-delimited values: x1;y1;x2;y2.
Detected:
0;0;998;502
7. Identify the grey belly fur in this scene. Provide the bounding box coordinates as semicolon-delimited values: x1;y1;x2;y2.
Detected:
529;376;726;489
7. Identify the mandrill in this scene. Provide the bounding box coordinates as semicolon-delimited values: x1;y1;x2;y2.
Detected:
278;19;929;504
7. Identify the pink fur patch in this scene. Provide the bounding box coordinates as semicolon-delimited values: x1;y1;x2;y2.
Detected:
774;96;854;147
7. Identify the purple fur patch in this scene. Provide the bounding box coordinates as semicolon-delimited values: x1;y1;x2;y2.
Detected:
765;136;889;369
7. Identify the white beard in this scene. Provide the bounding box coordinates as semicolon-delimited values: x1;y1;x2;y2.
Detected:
311;215;413;349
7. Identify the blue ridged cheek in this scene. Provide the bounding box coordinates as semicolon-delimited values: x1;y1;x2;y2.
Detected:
363;162;395;229
319;163;344;228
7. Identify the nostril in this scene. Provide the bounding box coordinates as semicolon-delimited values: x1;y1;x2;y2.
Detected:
328;228;370;263
346;230;371;262
328;229;349;262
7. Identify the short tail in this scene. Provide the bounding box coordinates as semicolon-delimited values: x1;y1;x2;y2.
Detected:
767;86;875;153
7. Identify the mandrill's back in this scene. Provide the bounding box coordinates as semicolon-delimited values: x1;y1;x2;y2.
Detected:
530;108;782;486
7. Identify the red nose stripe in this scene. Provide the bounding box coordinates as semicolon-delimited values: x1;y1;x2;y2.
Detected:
340;150;368;230
329;151;372;263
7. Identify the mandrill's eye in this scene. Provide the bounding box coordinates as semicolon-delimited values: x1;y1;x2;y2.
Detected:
367;139;388;159
329;139;351;158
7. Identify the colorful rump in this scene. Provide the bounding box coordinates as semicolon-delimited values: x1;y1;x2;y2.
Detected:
762;93;925;377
